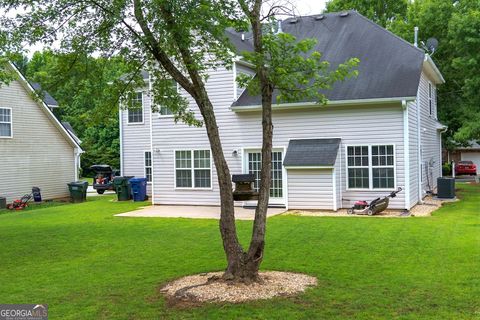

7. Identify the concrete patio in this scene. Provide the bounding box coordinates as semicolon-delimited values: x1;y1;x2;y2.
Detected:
115;205;286;220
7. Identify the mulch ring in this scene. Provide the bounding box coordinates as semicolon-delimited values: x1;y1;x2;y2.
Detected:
160;271;317;306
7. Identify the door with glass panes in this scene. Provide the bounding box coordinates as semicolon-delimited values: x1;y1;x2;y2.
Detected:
243;149;285;205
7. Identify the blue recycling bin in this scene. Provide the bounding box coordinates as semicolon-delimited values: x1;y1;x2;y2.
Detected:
129;177;148;201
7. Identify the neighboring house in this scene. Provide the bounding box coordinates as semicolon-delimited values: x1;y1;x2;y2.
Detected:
119;11;445;210
445;141;480;175
0;62;83;202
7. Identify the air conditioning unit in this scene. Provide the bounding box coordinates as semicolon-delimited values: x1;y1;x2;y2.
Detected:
437;177;455;199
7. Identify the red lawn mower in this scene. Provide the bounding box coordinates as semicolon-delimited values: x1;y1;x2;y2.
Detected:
347;187;402;216
7;194;33;210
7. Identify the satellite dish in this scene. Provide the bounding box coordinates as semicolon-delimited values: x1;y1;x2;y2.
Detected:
426;38;439;54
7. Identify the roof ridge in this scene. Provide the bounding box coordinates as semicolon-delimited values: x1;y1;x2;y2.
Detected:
350;10;425;54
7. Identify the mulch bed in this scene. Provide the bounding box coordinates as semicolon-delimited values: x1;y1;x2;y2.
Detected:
160;271;317;305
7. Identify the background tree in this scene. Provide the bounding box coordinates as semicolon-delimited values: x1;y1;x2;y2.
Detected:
1;0;356;282
325;0;408;28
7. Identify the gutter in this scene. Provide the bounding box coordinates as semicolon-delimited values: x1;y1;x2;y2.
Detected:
231;96;416;112
424;54;445;84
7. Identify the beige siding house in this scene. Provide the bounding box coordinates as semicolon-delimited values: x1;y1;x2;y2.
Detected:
120;11;445;211
0;62;82;202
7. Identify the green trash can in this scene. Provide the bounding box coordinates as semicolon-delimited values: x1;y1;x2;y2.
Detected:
113;176;133;201
0;197;6;209
80;181;89;201
68;181;87;203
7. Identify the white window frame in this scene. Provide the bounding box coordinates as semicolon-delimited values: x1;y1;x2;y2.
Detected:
157;81;179;118
144;151;152;183
0;107;13;139
345;144;397;191
127;91;144;124
242;147;287;203
428;82;433;118
173;149;213;190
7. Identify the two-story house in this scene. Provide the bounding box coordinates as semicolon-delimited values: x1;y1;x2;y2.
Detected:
119;11;445;211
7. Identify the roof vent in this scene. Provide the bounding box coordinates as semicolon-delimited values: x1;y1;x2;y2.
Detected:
289;18;298;24
315;14;325;21
339;12;349;17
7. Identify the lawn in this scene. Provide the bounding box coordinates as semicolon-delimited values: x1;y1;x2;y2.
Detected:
0;184;478;319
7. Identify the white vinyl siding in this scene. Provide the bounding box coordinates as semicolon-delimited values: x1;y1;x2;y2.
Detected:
0;77;76;202
0;107;12;138
287;169;334;210
234;63;255;100
128;92;144;123
174;150;211;189
418;72;442;195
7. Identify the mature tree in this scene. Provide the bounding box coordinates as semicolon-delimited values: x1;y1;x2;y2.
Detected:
1;0;356;282
325;0;408;27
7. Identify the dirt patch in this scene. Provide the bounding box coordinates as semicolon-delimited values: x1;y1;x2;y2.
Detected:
285;195;450;218
160;271;317;305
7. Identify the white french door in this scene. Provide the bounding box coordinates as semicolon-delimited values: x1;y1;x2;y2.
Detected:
244;149;285;205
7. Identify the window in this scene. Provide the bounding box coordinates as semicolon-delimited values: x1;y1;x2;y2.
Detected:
347;145;395;189
347;146;369;189
371;145;395;189
159;80;177;116
246;150;283;198
144;151;152;182
428;82;433;116
0;108;12;138
128;92;143;123
175;150;211;188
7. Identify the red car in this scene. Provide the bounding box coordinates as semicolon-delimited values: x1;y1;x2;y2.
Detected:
455;160;477;176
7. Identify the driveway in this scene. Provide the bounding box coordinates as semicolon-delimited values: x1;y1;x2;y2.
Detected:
115;205;286;220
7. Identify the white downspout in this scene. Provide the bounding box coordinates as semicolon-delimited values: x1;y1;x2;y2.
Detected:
148;73;155;205
402;100;411;209
119;106;124;176
416;85;423;204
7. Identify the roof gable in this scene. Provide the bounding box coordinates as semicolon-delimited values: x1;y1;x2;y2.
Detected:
231;11;427;107
4;62;82;150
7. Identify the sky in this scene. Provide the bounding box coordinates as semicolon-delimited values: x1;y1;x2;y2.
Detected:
17;0;328;57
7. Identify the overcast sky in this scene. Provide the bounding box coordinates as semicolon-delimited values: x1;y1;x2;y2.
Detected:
20;0;328;56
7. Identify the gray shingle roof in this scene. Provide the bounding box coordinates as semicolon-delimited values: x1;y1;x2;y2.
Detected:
231;11;425;107
61;121;82;145
31;82;59;107
283;138;341;167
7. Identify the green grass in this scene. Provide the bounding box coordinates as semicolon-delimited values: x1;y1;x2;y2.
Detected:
0;185;479;319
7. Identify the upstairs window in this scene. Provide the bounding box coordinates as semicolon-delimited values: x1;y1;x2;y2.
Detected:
0;108;12;138
144;151;152;182
159;80;177;116
347;145;396;190
128;92;143;123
